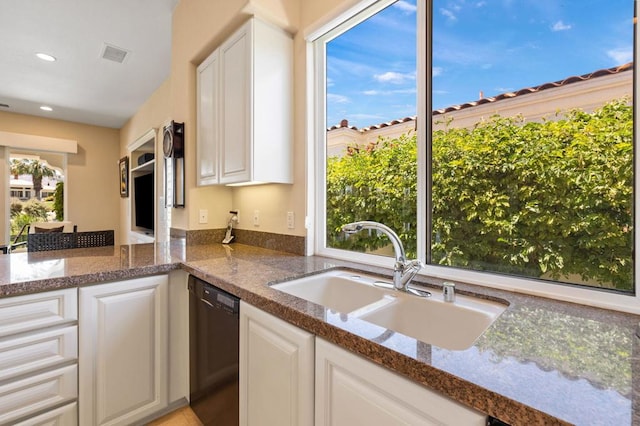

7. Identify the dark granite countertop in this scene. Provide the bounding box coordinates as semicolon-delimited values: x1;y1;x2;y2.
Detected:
1;241;638;425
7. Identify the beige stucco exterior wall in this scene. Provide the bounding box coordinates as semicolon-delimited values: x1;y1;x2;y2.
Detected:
0;110;121;243
432;71;632;131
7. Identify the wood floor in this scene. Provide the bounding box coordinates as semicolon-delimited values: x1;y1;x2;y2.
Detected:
147;406;203;426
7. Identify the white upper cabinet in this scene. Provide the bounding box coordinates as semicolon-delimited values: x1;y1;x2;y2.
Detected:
197;50;219;186
197;17;293;186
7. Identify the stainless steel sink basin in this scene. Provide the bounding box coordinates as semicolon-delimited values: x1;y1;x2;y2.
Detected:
271;269;506;350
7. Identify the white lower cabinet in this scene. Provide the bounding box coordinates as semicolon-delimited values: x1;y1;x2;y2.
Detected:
240;303;486;426
0;364;77;425
79;275;169;426
14;402;78;426
0;288;77;339
315;338;486;425
0;288;78;425
239;301;314;426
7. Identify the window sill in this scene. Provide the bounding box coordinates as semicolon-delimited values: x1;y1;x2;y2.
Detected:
316;247;640;315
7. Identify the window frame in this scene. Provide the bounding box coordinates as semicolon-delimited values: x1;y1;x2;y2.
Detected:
307;0;640;314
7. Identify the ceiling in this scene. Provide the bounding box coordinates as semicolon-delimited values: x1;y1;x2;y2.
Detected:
0;0;178;129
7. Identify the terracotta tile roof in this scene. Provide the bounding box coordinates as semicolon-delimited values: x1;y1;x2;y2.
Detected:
433;62;633;116
328;116;416;132
329;62;633;131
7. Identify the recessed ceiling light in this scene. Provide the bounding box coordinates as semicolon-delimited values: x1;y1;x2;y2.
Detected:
36;53;56;62
40;106;53;111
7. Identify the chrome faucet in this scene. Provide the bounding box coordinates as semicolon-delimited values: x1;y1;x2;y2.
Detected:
342;221;424;294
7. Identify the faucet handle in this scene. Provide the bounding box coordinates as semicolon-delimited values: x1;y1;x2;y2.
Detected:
443;282;456;302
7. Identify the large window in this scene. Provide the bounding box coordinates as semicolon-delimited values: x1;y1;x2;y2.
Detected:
313;0;637;311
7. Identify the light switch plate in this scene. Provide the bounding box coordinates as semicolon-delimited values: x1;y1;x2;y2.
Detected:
199;209;208;224
287;211;295;229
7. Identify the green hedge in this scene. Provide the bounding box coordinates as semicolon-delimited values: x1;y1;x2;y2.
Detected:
327;99;633;291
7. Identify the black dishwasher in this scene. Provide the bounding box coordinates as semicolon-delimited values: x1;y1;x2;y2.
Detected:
188;275;240;426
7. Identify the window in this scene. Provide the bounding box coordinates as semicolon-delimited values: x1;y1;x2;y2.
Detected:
321;0;418;258
312;0;637;312
8;151;66;251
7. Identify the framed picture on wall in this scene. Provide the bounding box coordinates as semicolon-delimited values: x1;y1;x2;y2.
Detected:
119;156;129;197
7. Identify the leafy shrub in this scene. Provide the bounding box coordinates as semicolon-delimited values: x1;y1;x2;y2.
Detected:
10;198;23;217
54;182;64;221
22;199;49;221
10;212;33;237
327;133;417;256
326;99;633;290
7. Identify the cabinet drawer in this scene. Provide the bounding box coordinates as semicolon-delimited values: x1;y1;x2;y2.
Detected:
0;289;77;338
0;325;78;382
0;364;77;425
14;401;77;426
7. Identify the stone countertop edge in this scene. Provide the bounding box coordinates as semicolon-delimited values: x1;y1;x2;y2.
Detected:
0;263;180;297
1;242;637;426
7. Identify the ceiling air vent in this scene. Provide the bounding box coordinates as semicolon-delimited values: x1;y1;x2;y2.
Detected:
101;43;129;63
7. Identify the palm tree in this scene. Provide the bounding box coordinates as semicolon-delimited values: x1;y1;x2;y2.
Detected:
10;159;56;200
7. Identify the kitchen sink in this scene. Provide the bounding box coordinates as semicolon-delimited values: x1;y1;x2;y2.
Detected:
357;291;506;350
271;270;389;314
271;269;507;350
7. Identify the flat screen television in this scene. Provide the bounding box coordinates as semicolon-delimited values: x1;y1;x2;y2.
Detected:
134;172;154;232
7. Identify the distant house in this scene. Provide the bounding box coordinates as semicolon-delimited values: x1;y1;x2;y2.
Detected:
327;63;633;157
10;175;58;201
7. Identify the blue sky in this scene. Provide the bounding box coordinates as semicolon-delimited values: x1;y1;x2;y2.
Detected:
326;0;634;128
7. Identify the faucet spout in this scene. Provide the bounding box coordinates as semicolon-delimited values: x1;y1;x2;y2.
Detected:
341;221;423;292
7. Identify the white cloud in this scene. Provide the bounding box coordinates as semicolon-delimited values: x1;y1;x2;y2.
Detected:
433;66;443;77
363;88;417;96
475;1;487;7
374;71;416;84
551;20;571;31
440;8;457;21
607;47;633;64
393;0;417;13
327;93;350;104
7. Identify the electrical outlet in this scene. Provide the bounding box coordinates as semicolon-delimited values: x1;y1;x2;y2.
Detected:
253;210;260;226
287;211;295;229
199;209;208;224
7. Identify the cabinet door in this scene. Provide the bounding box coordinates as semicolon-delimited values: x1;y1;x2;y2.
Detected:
315;338;486;426
239;302;314;426
219;22;251;184
79;275;168;426
197;49;220;186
